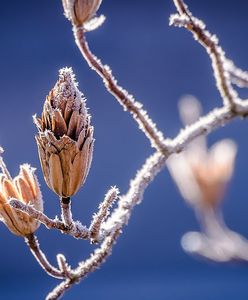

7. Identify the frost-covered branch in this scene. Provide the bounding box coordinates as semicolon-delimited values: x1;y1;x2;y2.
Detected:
3;1;248;300
170;0;241;108
226;60;248;88
72;26;167;153
25;234;65;279
89;186;119;242
46;229;120;300
9;198;90;239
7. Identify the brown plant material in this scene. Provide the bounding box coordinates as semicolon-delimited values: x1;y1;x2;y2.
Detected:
167;97;237;210
34;67;94;197
7;1;248;299
0;159;43;236
62;0;102;27
190;144;236;209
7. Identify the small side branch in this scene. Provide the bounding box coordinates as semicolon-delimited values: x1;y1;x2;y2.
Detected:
46;229;120;300
10;199;66;230
170;0;239;108
73;26;167;153
25;234;64;279
9;199;90;239
89;186;119;242
226;60;248;88
56;254;74;278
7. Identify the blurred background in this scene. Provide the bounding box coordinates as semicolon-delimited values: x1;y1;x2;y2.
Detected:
0;0;248;299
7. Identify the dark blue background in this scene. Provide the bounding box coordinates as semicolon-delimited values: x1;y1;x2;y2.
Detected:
0;0;248;299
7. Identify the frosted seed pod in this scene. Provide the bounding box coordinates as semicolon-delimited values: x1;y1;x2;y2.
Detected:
62;0;102;27
34;67;94;198
0;160;43;237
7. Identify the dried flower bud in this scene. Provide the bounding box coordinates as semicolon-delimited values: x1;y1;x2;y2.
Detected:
62;0;102;27
0;161;43;237
34;67;94;198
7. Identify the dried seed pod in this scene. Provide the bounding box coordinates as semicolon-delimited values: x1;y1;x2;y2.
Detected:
62;0;102;27
34;67;94;198
0;161;43;237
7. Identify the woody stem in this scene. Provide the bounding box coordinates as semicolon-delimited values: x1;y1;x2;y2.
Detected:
73;26;167;154
25;234;64;279
60;197;73;227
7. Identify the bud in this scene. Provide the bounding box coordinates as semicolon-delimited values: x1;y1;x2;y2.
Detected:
62;0;102;27
0;161;43;237
34;67;94;198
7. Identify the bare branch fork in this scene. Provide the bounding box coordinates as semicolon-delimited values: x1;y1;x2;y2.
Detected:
5;0;248;299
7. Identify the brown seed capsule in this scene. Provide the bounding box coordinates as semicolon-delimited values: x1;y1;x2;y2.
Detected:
62;0;102;27
0;162;43;237
34;67;94;198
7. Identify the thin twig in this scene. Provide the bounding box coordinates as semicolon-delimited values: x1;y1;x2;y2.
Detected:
9;199;90;239
73;26;167;153
170;0;240;108
46;229;120;300
56;254;74;278
25;234;64;279
89;186;119;242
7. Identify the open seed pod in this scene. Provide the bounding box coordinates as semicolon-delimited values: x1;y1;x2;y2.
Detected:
34;67;94;198
0;162;43;237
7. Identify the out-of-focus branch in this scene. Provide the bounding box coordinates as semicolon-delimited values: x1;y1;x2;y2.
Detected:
73;26;167;153
170;0;240;108
182;207;248;262
226;60;248;88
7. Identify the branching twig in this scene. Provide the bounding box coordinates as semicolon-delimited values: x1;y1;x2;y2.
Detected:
46;229;120;300
170;0;240;108
9;199;90;239
7;2;248;300
10;102;248;238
